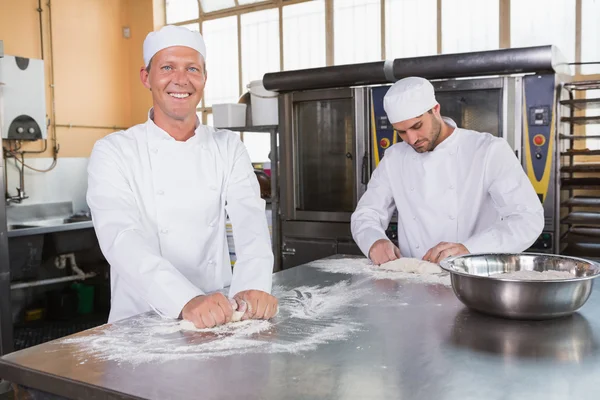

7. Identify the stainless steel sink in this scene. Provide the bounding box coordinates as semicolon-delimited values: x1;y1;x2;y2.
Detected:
8;224;39;230
7;219;63;231
6;216;93;234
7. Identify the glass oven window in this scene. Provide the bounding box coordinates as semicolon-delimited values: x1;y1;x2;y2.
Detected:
435;89;502;137
295;98;356;212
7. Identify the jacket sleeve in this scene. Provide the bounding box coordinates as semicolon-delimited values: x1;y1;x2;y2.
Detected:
351;156;397;258
225;139;274;297
462;139;545;253
86;140;203;319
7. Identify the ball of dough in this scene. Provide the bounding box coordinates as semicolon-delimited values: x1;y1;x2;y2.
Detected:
379;258;442;274
231;310;245;322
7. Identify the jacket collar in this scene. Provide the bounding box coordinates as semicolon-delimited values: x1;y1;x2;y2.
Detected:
145;107;208;145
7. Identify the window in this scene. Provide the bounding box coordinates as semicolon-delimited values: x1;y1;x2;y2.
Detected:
241;9;280;87
385;0;437;59
442;0;499;54
283;0;326;70
581;0;600;74
166;0;199;24
180;23;199;32
511;0;576;63
200;0;236;13
202;16;240;106
334;0;381;65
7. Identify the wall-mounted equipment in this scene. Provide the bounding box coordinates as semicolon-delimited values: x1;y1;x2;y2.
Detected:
0;55;47;140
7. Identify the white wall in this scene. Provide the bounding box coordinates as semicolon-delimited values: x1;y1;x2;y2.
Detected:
5;157;89;213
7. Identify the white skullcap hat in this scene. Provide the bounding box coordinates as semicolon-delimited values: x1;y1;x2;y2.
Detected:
143;25;207;67
383;77;439;124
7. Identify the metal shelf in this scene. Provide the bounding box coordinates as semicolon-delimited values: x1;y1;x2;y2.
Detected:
560;98;600;110
561;242;600;260
14;313;107;351
560;79;600;260
565;80;600;91
568;227;600;237
560;134;600;140
561;227;600;244
561;163;600;172
562;196;600;207
561;149;600;156
561;178;600;189
560;116;600;125
561;211;600;226
562;232;600;245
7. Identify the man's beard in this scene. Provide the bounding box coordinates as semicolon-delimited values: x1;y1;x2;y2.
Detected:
411;116;442;153
425;116;442;151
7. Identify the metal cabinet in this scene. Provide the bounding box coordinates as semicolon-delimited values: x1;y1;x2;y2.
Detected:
281;238;337;270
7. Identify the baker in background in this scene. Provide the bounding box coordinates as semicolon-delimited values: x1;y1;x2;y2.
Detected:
87;25;277;328
351;77;544;265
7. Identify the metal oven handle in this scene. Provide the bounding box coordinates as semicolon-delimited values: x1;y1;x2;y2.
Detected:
361;152;369;184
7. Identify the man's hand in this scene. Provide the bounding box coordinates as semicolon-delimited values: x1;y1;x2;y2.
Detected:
422;242;469;264
233;290;278;321
368;239;401;265
181;293;234;329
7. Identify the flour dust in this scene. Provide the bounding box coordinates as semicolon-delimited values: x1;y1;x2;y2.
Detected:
60;281;366;365
308;257;451;286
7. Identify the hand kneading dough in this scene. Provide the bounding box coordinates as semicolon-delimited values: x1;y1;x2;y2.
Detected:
379;258;442;274
180;313;244;331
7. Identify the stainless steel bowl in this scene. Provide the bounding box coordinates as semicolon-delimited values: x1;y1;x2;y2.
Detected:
439;253;600;320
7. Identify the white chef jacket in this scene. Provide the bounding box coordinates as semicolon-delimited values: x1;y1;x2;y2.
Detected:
351;118;544;260
87;109;273;323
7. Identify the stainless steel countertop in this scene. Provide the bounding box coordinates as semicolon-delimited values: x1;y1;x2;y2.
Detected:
7;221;94;238
1;254;600;400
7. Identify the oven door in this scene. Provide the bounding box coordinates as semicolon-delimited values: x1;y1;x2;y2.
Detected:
370;77;522;169
432;76;522;159
280;87;370;222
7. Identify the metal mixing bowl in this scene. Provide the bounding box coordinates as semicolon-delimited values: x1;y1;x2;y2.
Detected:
439;253;600;320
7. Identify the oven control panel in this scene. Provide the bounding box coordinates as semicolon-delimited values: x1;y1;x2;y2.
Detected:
371;85;398;168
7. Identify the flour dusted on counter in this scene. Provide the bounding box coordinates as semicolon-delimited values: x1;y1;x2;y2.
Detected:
379;258;442;274
179;319;272;334
309;257;451;286
284;280;368;320
495;270;575;280
60;281;364;365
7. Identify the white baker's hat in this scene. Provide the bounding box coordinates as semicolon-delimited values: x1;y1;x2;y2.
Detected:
143;25;207;67
383;77;439;124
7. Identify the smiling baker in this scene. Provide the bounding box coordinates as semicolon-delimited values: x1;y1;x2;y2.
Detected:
86;25;278;329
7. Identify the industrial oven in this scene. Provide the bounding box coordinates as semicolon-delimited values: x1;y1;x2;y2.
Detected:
270;46;572;269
